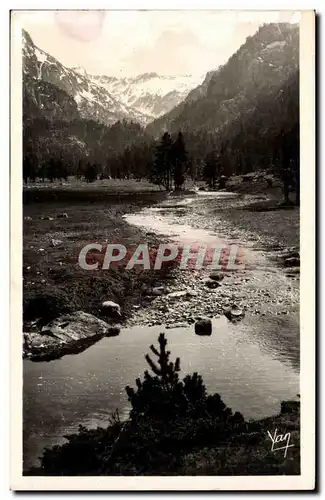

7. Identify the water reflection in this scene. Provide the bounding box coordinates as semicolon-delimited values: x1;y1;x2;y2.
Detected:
24;316;299;469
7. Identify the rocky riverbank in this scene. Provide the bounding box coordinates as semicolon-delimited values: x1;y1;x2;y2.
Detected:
23;189;299;361
124;192;299;335
23;189;169;360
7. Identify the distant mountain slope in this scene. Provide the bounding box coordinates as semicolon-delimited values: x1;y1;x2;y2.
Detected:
22;29;150;125
146;23;299;137
90;72;204;121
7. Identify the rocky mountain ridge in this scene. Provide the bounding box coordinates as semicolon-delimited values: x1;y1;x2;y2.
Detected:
22;29;202;126
90;71;204;121
22;29;151;125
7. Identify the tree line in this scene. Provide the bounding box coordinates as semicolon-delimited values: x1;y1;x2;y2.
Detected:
23;117;150;183
23;123;299;204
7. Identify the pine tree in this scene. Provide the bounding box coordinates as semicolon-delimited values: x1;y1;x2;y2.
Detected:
124;333;242;424
76;159;85;180
203;151;218;188
125;333;182;419
145;333;180;390
151;133;173;190
23;154;33;183
172;131;188;190
84;162;98;183
47;158;58;182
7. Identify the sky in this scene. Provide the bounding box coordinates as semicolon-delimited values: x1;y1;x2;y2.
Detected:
15;10;300;77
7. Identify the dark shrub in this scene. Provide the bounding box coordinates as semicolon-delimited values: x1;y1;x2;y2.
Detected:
38;334;245;475
23;292;72;325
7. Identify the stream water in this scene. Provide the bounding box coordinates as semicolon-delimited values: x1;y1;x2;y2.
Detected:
23;192;299;469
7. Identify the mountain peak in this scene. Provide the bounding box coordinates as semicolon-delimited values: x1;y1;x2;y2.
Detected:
89;72;203;120
22;29;35;48
22;33;152;126
134;72;160;82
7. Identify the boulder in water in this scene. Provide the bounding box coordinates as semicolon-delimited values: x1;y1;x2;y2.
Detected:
195;318;212;336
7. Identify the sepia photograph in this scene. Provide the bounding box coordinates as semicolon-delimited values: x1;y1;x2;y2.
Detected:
10;8;315;490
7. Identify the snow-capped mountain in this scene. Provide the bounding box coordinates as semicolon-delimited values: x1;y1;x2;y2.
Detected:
90;72;204;120
22;30;203;126
22;30;152;125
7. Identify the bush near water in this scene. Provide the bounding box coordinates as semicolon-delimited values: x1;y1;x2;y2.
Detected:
28;333;300;476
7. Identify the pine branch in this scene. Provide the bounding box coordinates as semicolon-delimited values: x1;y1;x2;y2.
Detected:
125;386;134;399
145;353;162;375
158;333;167;352
150;344;160;357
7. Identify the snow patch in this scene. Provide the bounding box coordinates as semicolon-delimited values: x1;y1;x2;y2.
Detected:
74;88;102;106
72;66;88;77
89;73;204;119
262;40;286;52
34;47;47;64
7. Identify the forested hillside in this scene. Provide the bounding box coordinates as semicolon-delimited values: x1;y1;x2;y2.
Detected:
143;23;299;196
147;23;298;137
23;116;151;182
23;22;299;198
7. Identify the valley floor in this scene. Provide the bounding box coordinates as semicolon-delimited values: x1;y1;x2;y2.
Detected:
23;185;167;327
22;180;300;476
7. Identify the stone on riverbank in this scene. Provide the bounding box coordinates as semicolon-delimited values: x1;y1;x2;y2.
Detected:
23;311;110;361
148;286;167;296
284;256;300;267
166;322;189;330
101;300;121;317
209;271;224;282
106;325;121;337
224;305;245;322
39;216;54;221
167;289;197;300
204;278;222;289
51;238;63;247
285;267;300;276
